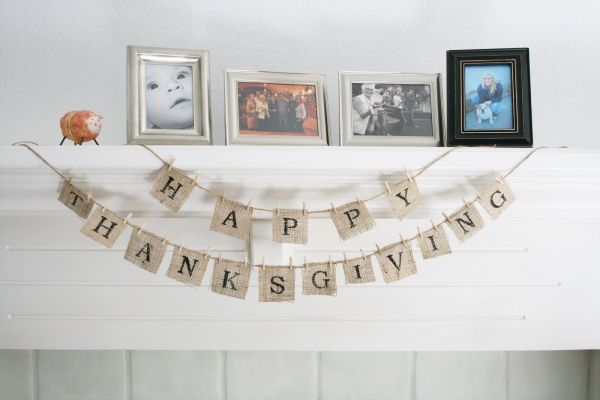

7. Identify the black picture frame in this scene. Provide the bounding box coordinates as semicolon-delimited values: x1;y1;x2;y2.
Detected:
446;48;532;147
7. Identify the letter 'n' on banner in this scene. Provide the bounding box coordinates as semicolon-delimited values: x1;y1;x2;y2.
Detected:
210;258;251;300
210;197;253;241
478;178;516;220
446;203;485;242
375;241;416;283
166;247;210;286
329;200;375;241
385;177;422;221
80;207;127;248
58;180;94;218
149;166;196;212
259;266;295;302
302;261;337;296
417;224;452;260
342;254;375;284
272;208;308;245
124;229;168;274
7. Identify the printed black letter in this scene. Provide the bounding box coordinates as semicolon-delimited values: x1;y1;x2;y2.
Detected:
160;176;183;200
92;216;118;239
222;210;238;228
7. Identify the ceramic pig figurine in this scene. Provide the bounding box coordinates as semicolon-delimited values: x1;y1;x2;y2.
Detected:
59;110;102;145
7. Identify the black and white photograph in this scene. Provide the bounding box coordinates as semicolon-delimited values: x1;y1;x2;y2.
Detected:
145;64;194;130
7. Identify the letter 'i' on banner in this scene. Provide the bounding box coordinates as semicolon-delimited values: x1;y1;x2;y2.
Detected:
259;265;296;302
478;178;516;219
166;247;210;286
210;258;252;300
375;240;417;283
329;200;376;241
124;229;168;274
149;166;196;212
342;254;375;284
210;197;253;241
58;180;94;218
417;224;452;260
446;203;485;242
302;261;337;296
272;208;308;245
80;207;128;248
386;178;422;220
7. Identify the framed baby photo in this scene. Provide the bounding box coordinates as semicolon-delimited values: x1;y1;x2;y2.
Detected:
339;72;443;146
224;70;329;145
446;48;532;147
127;46;211;144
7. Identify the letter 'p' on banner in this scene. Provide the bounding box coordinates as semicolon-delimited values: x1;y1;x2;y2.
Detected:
58;180;94;219
210;197;253;241
478;179;516;220
259;266;295;302
210;259;251;300
80;207;127;248
302;261;337;296
150;166;196;212
166;247;210;286
124;229;168;274
329;201;375;241
272;209;308;245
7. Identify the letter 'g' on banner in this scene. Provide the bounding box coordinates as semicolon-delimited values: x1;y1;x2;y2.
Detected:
417;225;452;260
259;266;295;302
124;229;168;274
329;201;376;241
58;180;94;219
386;178;422;221
210;197;253;241
302;262;337;296
478;179;516;220
166;247;210;286
80;207;128;248
272;209;308;245
149;166;196;212
375;241;417;283
210;259;251;300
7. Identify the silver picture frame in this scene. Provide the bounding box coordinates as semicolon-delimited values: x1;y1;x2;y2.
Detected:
224;70;329;145
127;46;211;145
339;71;444;146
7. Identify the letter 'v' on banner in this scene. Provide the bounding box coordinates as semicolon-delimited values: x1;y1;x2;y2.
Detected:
210;197;253;241
149;165;196;212
58;180;94;218
259;265;296;302
80;207;128;248
210;258;251;299
375;240;417;283
329;200;375;241
478;178;516;219
124;229;169;274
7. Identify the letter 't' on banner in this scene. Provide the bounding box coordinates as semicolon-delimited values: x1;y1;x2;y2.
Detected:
375;241;417;283
446;203;485;242
342;254;376;284
210;259;251;300
124;229;168;274
272;209;308;245
166;247;210;286
259;266;296;303
80;207;127;248
210;197;253;241
386;178;422;220
329;201;376;241
478;179;516;220
58;180;93;218
417;225;452;260
302;261;337;296
149;166;196;212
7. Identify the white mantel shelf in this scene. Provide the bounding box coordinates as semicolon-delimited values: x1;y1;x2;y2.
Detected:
0;146;599;351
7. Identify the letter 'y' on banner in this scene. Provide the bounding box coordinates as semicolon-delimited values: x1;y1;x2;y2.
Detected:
446;203;485;242
149;166;196;212
385;177;422;220
272;208;308;245
166;247;210;286
375;241;417;283
58;180;94;218
478;178;516;220
210;258;251;300
417;224;452;260
329;200;376;241
303;261;337;296
342;254;376;284
124;229;168;274
80;207;127;248
210;197;253;241
259;265;296;303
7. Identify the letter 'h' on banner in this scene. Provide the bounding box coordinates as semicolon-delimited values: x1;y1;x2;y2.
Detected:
150;165;196;212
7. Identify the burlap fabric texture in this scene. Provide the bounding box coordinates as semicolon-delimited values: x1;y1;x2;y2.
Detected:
166;247;210;286
124;229;168;274
375;241;417;283
342;255;376;284
149;166;195;212
80;207;127;248
302;261;337;296
329;200;375;241
386;178;422;220
58;180;93;218
272;209;308;245
259;265;296;302
417;225;452;260
478;179;516;220
210;258;251;300
210;197;253;241
446;203;485;242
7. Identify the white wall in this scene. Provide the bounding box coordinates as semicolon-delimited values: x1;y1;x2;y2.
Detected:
1;0;599;146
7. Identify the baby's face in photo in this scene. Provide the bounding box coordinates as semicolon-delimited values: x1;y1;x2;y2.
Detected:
145;64;193;129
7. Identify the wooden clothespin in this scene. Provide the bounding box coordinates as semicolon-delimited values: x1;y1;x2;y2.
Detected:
123;212;132;224
360;248;367;260
138;222;146;235
204;246;210;259
430;219;439;232
384;182;392;194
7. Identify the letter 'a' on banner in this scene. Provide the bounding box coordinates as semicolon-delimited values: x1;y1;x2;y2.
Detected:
329;200;376;241
302;261;337;296
342;254;376;284
446;203;485;242
149;166;196;212
166;247;210;286
478;178;516;220
375;241;417;283
259;265;296;303
272;208;308;245
124;229;168;274
385;178;422;221
80;207;128;248
417;225;452;260
210;197;253;241
58;180;94;219
210;258;251;300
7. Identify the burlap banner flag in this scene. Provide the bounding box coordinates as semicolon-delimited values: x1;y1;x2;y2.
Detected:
210;197;253;241
478;178;516;219
446;203;485;242
342;254;376;284
375;241;417;283
58;180;94;219
150;166;196;212
302;261;337;296
210;258;252;300
272;208;308;245
81;207;128;248
259;265;296;303
166;247;210;286
330;200;375;241
417;225;452;260
124;229;168;274
386;178;422;220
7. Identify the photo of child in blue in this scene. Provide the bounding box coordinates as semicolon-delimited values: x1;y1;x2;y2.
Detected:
464;64;514;130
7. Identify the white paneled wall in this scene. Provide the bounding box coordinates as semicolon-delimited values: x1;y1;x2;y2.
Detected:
0;350;598;400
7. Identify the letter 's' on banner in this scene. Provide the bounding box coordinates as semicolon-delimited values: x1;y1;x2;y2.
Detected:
210;197;253;241
342;254;376;284
124;229;168;274
329;200;375;241
80;207;128;248
386;178;422;220
210;258;251;300
259;265;296;302
446;203;485;242
375;241;417;283
417;225;452;260
58;180;94;218
149;166;196;212
166;247;210;286
302;261;337;296
478;179;515;219
272;208;308;245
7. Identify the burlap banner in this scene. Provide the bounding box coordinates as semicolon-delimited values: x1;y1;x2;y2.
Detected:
124;228;169;274
58;180;94;218
210;197;253;241
417;225;452;260
272;208;308;245
446;203;485;242
210;258;252;300
166;247;210;286
150;165;196;212
80;207;128;248
329;200;376;241
259;265;296;302
478;179;516;219
386;177;422;220
342;254;376;284
375;240;417;283
302;261;337;296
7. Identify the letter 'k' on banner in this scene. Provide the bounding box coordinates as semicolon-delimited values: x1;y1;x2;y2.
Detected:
259;265;296;302
210;258;252;300
329;200;375;241
149;166;196;212
210;197;253;241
